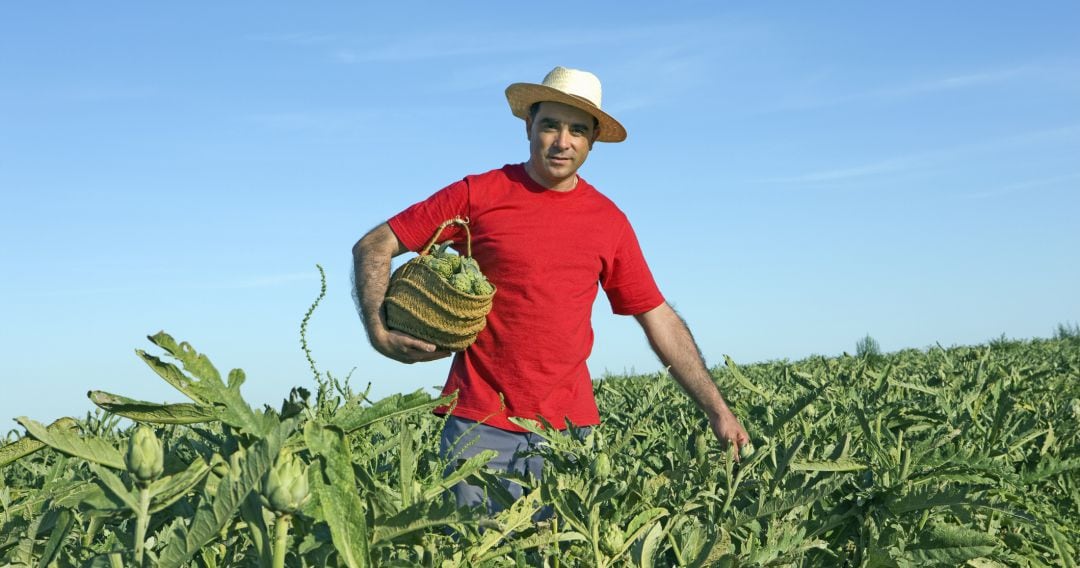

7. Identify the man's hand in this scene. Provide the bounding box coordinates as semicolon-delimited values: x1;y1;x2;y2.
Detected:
708;407;751;460
372;328;452;364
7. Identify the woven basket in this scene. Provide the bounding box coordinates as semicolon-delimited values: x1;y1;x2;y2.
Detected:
384;217;495;351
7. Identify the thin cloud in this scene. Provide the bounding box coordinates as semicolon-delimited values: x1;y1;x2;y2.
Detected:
960;173;1080;200
244;109;379;133
748;124;1080;187
761;64;1039;114
21;272;319;298
751;157;917;184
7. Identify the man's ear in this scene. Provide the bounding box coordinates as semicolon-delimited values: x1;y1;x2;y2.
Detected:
524;116;533;141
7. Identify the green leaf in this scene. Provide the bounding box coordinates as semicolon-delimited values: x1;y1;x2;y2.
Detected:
723;355;772;401
788;458;867;472
304;422;371;568
0;417;77;469
331;390;453;433
135;348;209;405
903;523;998;565
87;463;139;511
885;485;986;516
88;390;217;424
620;507;669;555
37;508;74;568
16;416;125;470
148;456;213;514
370;499;462;545
422;449;499;502
139;332;270;435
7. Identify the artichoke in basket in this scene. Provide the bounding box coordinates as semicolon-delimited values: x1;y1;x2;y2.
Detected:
420;241;494;296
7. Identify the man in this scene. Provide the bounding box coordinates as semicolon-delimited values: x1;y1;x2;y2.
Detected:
353;66;749;514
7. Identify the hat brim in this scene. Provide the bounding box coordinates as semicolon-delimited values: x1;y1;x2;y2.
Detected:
505;83;627;143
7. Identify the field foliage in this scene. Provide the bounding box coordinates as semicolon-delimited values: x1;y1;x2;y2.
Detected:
2;278;1077;566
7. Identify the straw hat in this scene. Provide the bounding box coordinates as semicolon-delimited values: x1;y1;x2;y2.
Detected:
505;66;627;143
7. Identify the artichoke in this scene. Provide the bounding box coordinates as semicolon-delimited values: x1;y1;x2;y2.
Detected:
472;278;494;295
592;451;612;480
125;425;164;485
418;238;494;297
601;527;625;556
450;271;475;294
261;449;310;515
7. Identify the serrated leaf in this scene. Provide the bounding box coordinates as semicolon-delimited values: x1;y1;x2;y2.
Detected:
723;355;772;401
885;485;986;515
87;463;139;511
904;523;998;565
331;390;454;433
305;422;371;568
789;458;867;472
88;390;217;425
16;417;125;470
148;456;213;514
139;332;269;435
371;498;461;545
422;449;499;502
0;417;77;469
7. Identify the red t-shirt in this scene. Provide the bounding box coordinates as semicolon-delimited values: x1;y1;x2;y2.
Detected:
387;164;665;432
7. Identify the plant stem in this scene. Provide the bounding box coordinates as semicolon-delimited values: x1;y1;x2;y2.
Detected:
273;514;292;568
134;485;151;565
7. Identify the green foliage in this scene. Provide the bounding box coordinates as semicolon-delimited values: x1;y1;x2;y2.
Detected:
0;269;1076;566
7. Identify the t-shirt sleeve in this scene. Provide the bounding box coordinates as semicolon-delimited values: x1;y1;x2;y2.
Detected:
386;178;470;252
601;221;665;315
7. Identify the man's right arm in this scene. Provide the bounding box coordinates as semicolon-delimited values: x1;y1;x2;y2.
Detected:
352;223;451;363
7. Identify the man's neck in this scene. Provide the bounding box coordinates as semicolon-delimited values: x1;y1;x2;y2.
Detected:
523;162;578;192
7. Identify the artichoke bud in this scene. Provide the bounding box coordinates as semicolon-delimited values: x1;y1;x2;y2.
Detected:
601;527;625;556
693;432;709;459
592;451;612;480
472;278;494;296
261;449;310;515
125;425;164;485
450;272;475;294
739;443;756;460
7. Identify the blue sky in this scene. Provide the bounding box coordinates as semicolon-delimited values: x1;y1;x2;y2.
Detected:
2;3;1078;424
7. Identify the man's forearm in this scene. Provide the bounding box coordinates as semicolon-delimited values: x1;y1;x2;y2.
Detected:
636;303;731;418
352;223;402;342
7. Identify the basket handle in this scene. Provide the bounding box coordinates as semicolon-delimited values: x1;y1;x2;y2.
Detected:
420;216;474;258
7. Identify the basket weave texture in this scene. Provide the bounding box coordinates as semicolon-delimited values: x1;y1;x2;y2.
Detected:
383;218;495;351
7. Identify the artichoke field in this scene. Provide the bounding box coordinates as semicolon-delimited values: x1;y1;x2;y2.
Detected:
1;273;1077;566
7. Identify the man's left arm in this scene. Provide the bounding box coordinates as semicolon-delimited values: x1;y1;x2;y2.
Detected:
634;302;750;455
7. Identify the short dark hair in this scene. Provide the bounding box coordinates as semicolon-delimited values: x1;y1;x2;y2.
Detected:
528;101;600;132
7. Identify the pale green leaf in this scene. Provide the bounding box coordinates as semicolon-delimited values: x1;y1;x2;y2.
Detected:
0;417;77;469
16;416;125;470
305;422;371;568
88;390;217;425
331;390;454;433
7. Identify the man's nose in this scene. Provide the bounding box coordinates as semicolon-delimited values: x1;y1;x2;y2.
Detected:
553;127;572;148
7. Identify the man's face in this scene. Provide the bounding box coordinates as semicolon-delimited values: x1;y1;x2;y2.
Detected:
524;101;599;191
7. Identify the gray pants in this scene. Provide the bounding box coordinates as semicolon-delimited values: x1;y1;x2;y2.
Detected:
439;416;587;517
